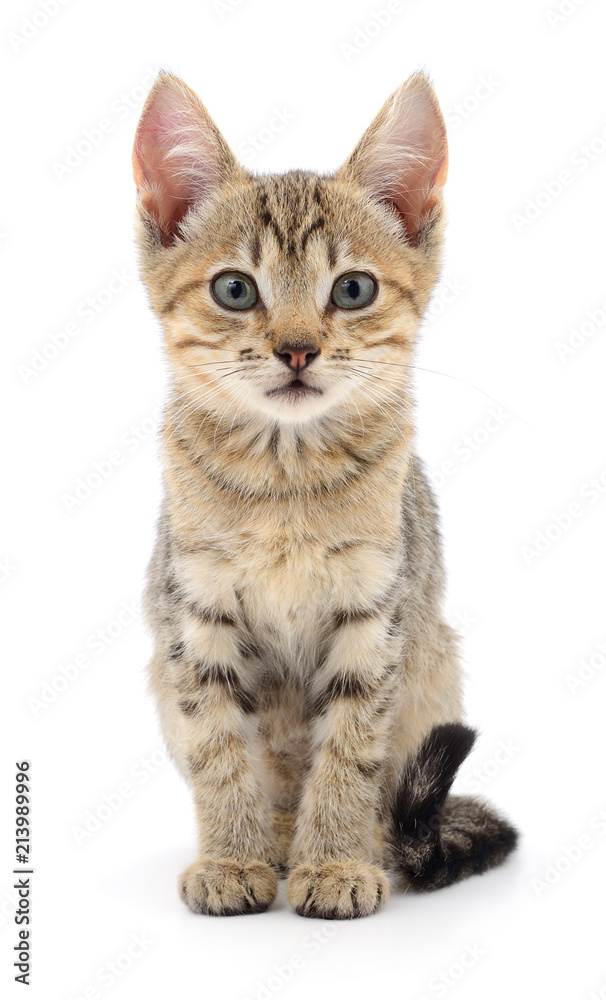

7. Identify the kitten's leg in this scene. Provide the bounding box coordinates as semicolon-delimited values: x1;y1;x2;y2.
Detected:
165;633;279;916
286;615;400;918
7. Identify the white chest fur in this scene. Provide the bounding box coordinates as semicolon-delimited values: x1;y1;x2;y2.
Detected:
172;526;401;678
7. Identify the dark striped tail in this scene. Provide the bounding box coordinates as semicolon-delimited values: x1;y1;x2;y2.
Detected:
391;723;518;891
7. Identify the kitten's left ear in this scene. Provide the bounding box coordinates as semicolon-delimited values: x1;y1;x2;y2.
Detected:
132;73;243;243
337;73;448;247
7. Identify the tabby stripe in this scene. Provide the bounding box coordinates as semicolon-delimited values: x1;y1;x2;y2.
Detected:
239;637;261;660
366;335;410;349
354;759;383;779
312;673;372;714
176;543;227;555
325;539;363;555
160;278;207;315
269;427;280;462
177;434;365;501
187;751;207;774
332;606;382;628
187;732;247;777
388;609;404;635
314;665;399;716
249;231;261;267
380;276;421;315
194;662;257;713
188;603;238;627
300;217;325;254
178;699;200;716
261;210;285;251
174;338;228;350
340;444;370;470
326;238;337;269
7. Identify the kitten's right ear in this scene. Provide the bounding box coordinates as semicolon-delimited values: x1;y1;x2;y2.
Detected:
337;73;448;247
132;73;241;243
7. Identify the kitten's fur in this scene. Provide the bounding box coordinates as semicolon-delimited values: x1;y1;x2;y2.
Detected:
133;72;517;918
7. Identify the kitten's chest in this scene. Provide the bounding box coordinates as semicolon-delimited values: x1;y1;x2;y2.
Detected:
241;541;331;669
174;506;402;672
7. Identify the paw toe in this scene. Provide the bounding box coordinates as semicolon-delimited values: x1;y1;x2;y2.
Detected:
180;858;277;915
287;861;389;919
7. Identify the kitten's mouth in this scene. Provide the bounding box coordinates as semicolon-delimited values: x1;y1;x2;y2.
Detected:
266;378;323;399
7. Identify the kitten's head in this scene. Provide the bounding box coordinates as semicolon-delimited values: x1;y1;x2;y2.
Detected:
133;73;448;428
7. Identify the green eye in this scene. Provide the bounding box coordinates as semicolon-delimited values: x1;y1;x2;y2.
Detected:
331;272;377;309
212;272;258;310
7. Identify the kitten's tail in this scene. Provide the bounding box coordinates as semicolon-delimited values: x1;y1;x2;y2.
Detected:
390;723;518;891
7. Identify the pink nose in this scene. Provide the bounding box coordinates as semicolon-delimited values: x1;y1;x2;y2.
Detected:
273;345;320;370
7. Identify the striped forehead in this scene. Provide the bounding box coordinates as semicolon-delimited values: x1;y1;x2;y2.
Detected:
248;172;338;270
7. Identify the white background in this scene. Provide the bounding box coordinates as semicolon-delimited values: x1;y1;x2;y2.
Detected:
2;0;606;997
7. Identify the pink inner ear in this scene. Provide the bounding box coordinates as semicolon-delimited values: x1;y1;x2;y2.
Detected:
133;78;223;239
133;132;193;236
355;79;449;244
388;147;448;240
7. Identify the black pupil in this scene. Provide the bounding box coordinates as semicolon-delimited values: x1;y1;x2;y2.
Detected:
228;279;244;299
344;279;360;299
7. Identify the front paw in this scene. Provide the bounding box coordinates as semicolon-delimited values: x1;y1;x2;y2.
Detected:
180;857;278;915
287;860;389;919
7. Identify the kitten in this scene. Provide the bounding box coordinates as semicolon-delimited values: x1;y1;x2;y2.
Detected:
132;72;517;918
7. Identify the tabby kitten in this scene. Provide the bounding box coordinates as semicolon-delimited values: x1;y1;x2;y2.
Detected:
132;71;517;919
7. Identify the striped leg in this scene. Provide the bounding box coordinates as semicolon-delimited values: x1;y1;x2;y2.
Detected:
286;608;399;918
172;603;279;915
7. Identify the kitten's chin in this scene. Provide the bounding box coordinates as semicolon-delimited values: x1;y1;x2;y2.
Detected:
247;383;334;425
265;380;323;405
